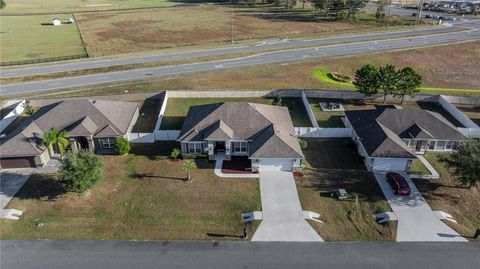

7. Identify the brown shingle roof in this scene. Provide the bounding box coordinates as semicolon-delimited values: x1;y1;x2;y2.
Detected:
178;102;303;159
0;100;137;158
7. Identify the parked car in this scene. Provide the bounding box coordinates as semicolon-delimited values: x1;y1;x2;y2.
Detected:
425;14;432;18
431;14;439;20
445;16;457;21
331;189;348;200
412;13;417;17
386;172;411;196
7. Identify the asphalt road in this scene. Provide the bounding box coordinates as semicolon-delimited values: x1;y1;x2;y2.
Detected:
1;241;479;269
0;23;472;79
1;20;479;96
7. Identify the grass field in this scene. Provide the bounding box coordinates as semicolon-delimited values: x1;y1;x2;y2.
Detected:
0;0;174;15
75;4;389;57
0;154;261;240
412;153;480;242
0;14;86;62
297;138;396;241
160;97;311;130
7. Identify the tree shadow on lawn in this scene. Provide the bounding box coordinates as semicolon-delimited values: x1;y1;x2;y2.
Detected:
129;172;186;182
10;173;66;202
301;168;386;203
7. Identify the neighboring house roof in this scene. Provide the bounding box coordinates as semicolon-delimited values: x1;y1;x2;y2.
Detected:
0;100;138;158
345;108;466;159
178;102;303;159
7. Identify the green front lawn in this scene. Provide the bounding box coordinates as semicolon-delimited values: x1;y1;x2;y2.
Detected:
408;158;431;175
412;153;480;242
297;138;395;241
0;154;260;240
160;97;311;130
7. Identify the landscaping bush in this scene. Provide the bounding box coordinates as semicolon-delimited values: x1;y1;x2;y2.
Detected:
272;96;282;106
58;151;102;193
327;72;352;83
114;137;131;155
183;153;208;159
170;148;181;161
299;139;308;150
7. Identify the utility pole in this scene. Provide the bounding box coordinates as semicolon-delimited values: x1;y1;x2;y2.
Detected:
231;0;235;45
416;0;425;24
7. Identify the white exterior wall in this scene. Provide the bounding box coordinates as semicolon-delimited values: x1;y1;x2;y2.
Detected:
0;100;25;134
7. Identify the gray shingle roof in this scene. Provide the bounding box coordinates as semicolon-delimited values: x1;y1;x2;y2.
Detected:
178;102;303;159
0;100;137;158
345;108;466;158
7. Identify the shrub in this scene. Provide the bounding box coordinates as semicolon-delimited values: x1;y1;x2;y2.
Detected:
327;72;352;83
58;151;102;193
299;139;308;150
114;137;131;155
272;96;282;105
170;148;181;160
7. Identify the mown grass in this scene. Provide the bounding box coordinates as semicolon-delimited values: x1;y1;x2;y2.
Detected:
297;138;396;241
311;68;480;97
412;153;480;242
0;0;175;14
0;14;86;62
160;97;311;130
408;159;431;175
0;154;261;240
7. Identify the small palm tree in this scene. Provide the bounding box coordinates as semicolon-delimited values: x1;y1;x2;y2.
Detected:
181;160;197;182
42;128;70;156
170;148;181;161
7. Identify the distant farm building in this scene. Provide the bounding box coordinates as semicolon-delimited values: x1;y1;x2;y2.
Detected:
52;18;61;26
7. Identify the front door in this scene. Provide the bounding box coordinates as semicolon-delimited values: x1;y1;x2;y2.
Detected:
215;141;225;153
415;140;426;152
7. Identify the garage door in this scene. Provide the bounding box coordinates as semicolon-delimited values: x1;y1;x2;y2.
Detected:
258;159;294;171
372;158;408;172
0;157;36;169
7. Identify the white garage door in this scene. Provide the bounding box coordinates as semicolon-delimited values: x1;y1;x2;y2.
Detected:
258;159;294;171
372;158;409;172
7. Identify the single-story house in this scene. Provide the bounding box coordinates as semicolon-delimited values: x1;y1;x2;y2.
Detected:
344;107;467;172
0;100;139;169
177;102;304;172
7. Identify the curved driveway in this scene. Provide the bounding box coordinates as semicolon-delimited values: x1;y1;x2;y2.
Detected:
1;21;479;96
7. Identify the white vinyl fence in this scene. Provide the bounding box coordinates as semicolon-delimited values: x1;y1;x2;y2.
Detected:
0;100;25;133
458;128;480;138
127;133;155;143
295;127;351;138
154;130;180;141
301;90;319;127
438;95;479;128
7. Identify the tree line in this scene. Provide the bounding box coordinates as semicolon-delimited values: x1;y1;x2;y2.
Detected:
353;64;422;104
239;0;394;23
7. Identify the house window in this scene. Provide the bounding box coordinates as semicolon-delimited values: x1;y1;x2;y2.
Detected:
233;141;247;153
101;138;114;149
187;143;203;154
435;140;447;151
428;141;436;150
445;141;453;150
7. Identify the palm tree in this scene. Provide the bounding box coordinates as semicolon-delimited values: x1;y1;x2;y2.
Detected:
181;160;197;182
42;128;70;156
170;148;181;161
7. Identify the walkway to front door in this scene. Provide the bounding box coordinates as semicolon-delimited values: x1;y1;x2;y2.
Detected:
252;170;323;242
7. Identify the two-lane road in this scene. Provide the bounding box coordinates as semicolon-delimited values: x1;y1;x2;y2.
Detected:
1;240;479;269
1;20;479;96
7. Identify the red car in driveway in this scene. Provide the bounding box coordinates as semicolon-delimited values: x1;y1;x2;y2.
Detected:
386;172;412;196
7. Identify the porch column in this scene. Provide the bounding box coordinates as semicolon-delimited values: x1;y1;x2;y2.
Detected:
69;138;78;153
207;141;214;156
225;141;231;156
87;137;95;152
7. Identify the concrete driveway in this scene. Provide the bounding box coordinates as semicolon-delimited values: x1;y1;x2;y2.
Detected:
252;170;323;242
0;170;32;209
374;172;467;242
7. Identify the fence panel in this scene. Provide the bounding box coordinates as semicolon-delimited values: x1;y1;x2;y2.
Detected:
295;127;351;138
127;133;155;143
154;130;180;141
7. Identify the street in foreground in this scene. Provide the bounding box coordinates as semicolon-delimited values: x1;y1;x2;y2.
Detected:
1;241;479;269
